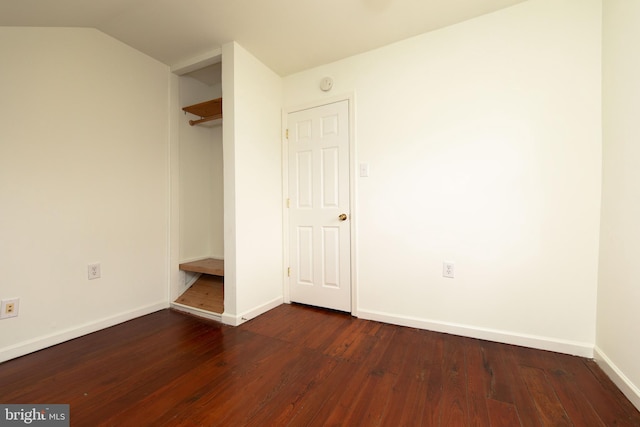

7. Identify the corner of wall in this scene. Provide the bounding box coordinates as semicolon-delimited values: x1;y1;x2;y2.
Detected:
594;346;640;411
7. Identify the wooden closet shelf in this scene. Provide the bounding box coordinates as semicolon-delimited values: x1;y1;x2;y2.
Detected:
179;258;224;276
182;98;222;126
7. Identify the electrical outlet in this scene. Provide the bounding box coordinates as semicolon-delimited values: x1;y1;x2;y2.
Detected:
443;262;455;279
1;298;19;319
88;263;101;280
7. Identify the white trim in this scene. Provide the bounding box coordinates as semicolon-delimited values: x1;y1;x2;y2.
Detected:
170;48;222;76
170;302;222;322
282;93;358;314
0;301;168;363
221;297;283;326
221;312;241;326
594;346;640;411
183;272;201;289
281;108;291;304
168;73;182;303
284;93;355;116
357;308;594;358
347;94;358;316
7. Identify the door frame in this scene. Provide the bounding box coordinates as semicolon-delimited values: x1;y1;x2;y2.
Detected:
282;93;358;315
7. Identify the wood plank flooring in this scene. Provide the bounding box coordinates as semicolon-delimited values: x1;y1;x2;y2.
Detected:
174;275;224;314
1;304;639;426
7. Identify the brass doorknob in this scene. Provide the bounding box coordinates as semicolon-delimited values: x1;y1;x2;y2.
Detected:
338;213;348;221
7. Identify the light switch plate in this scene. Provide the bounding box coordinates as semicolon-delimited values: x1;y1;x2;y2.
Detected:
360;163;370;177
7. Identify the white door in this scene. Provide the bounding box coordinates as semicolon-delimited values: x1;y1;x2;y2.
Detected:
287;100;351;312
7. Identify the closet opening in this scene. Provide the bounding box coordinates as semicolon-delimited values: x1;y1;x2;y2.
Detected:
171;61;225;321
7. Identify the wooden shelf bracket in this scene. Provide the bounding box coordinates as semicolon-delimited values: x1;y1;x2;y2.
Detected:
182;98;222;126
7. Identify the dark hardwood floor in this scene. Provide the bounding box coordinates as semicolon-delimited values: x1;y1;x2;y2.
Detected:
1;304;639;426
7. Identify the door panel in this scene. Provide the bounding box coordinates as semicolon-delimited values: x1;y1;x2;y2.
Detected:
296;151;313;208
322;226;340;288
288;100;351;312
297;226;314;285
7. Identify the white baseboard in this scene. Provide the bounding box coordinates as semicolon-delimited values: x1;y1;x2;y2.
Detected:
594;346;640;411
357;308;594;358
177;271;201;297
184;272;201;288
221;297;283;326
0;301;169;363
170;302;222;322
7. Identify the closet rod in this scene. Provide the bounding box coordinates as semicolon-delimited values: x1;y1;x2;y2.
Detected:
189;115;222;126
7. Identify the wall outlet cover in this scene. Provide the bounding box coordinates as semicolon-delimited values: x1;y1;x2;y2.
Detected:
1;298;20;319
88;263;101;280
443;262;455;279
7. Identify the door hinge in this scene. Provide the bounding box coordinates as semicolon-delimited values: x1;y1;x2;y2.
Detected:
287;267;291;277
286;198;290;208
285;129;289;139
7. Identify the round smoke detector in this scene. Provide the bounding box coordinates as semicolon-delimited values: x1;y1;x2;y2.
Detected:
319;77;334;92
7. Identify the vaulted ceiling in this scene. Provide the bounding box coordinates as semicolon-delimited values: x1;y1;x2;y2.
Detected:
0;0;525;76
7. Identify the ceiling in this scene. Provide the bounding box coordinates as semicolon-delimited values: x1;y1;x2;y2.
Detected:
0;0;525;76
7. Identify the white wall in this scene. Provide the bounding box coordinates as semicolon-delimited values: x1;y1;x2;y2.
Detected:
597;0;640;409
284;0;602;355
0;27;170;362
222;42;284;324
178;76;223;263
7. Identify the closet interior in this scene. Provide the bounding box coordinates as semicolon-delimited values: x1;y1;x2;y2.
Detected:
171;61;225;321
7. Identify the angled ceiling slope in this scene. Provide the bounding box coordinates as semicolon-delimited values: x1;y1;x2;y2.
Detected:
0;0;525;76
